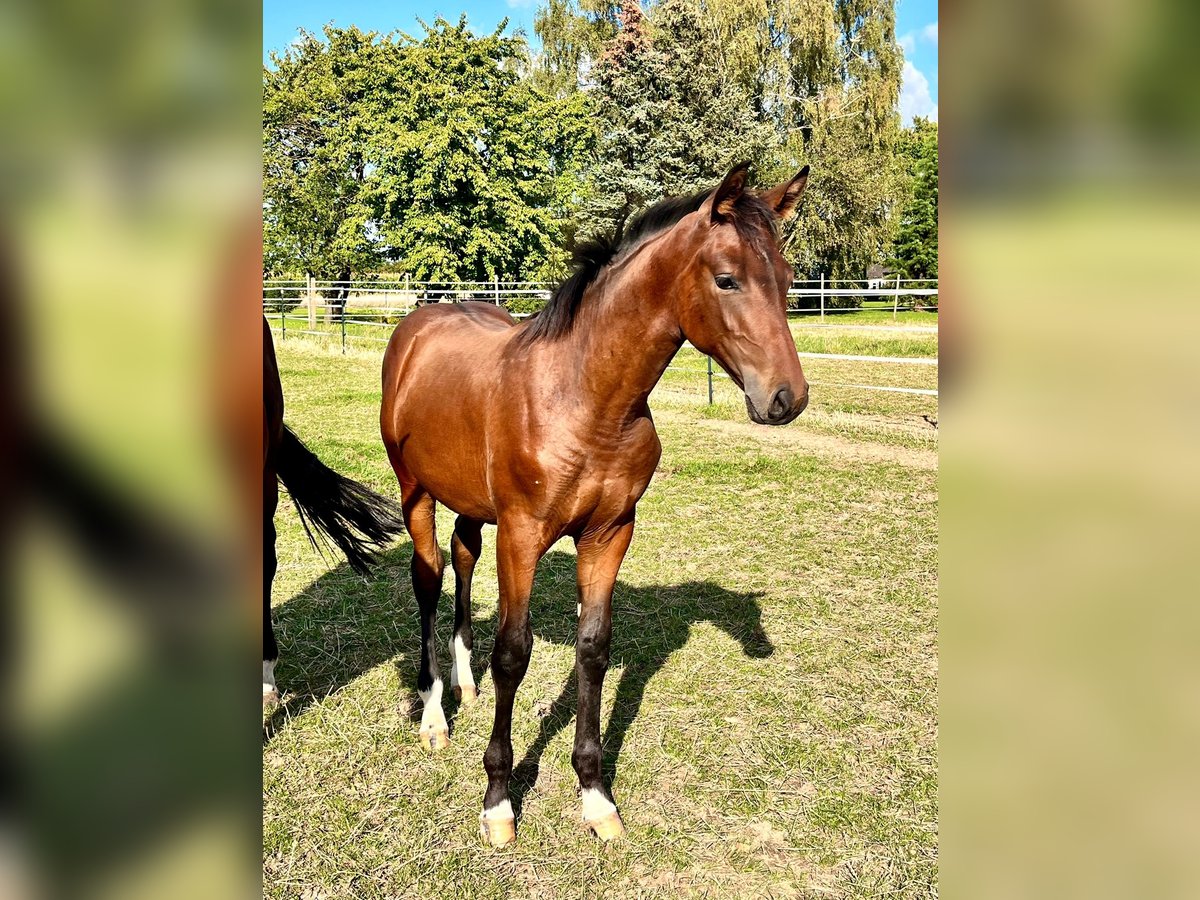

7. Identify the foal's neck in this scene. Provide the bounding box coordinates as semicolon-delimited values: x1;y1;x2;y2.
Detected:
563;237;685;427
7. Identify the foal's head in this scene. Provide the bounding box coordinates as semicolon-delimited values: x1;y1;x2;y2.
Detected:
672;163;811;425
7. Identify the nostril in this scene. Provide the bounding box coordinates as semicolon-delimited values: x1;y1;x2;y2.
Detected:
768;387;793;421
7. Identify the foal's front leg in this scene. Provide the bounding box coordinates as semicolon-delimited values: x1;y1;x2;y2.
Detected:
573;519;635;840
479;523;541;846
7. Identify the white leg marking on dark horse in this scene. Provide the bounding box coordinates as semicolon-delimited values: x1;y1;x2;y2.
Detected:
481;798;513;822
581;788;617;822
449;633;475;696
263;660;278;698
418;678;448;744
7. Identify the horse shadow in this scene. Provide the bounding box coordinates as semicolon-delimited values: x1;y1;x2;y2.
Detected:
265;548;773;812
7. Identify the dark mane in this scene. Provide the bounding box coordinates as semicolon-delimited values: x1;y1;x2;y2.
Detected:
515;189;777;344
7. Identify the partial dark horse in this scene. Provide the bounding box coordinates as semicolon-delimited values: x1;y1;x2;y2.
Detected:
380;163;811;844
263;319;404;703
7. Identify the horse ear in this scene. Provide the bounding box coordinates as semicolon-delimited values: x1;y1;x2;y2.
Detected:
708;162;751;223
762;165;810;220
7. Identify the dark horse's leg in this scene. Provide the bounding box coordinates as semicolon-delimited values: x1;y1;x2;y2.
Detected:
402;485;449;750
479;521;542;846
573;518;634;841
449;515;483;703
263;468;280;705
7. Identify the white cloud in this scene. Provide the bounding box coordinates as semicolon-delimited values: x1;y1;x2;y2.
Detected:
899;32;916;54
922;21;938;43
900;60;937;125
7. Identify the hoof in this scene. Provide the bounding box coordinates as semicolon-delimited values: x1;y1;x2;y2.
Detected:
585;811;625;842
419;727;450;751
263;689;280;707
453;685;478;704
480;816;516;847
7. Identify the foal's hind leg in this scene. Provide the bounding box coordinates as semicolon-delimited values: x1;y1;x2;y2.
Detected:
402;486;449;750
450;516;483;704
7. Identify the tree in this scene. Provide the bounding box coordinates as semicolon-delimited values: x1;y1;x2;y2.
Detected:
533;0;907;282
583;0;775;236
264;20;594;289
720;0;906;283
373;18;590;283
889;117;938;280
263;26;393;297
532;0;618;97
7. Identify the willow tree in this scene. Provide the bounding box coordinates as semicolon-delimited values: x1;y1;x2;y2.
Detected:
699;0;905;282
532;0;619;96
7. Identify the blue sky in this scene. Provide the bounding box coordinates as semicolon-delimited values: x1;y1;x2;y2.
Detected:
263;0;542;62
264;0;937;123
895;0;939;123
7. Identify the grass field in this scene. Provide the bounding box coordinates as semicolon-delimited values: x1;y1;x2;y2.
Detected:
263;329;938;898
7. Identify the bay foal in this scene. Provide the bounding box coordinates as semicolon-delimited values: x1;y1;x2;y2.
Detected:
380;163;810;845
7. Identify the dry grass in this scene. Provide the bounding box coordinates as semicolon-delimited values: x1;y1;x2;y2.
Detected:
264;336;938;899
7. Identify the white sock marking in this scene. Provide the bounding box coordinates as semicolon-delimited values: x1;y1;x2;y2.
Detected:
262;660;277;696
448;632;475;693
481;799;514;821
581;788;617;822
418;679;448;734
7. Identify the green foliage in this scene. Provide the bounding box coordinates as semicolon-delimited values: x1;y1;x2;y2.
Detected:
263;3;931;290
582;0;775;236
375;18;591;282
537;0;907;278
713;0;905;280
263;27;392;281
503;293;549;316
532;0;618;97
888;117;938;280
263;20;594;284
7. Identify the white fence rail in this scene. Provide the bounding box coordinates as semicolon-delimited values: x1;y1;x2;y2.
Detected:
264;277;939;402
264;277;938;315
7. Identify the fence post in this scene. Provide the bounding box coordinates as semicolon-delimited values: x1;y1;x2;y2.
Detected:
494;278;500;305
341;307;346;354
281;288;286;340
893;273;901;320
707;356;714;405
820;273;825;322
307;274;317;330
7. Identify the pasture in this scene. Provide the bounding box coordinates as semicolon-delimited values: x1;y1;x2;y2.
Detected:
263;329;938;898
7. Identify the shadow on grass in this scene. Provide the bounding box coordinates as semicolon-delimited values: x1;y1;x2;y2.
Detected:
265;548;773;816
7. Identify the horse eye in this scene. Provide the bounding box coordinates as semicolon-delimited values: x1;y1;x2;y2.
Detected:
715;274;739;291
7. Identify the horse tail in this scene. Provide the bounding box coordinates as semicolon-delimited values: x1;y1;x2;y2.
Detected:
274;425;405;575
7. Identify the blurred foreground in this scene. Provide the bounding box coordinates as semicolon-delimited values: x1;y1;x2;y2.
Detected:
0;1;260;897
944;0;1200;896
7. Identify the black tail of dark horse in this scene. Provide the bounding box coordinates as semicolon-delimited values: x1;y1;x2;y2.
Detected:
275;426;405;574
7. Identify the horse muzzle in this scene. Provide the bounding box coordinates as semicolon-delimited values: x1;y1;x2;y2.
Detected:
745;380;809;426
